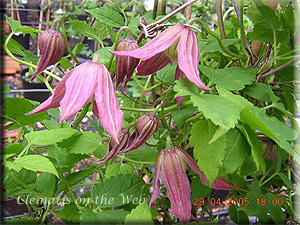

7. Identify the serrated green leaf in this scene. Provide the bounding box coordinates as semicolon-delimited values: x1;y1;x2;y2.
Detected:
242;82;272;102
105;163;134;178
68;20;101;42
198;38;239;53
240;106;299;162
94;21;108;40
244;181;263;215
175;79;244;129
3;143;23;159
277;173;293;189
25;128;78;146
265;193;284;224
199;66;258;91
35;173;57;197
155;64;175;85
190;120;226;185
15;26;41;39
86;7;125;28
191;175;211;199
171;105;194;130
14;155;58;177
229;205;250;224
54;203;80;222
5;15;22;32
3;97;48;129
125;202;153;224
240;123;266;173
80;208;129;224
66;131;102;154
92;174;144;208
1;34;25;56
125;149;159;164
223;129;249;174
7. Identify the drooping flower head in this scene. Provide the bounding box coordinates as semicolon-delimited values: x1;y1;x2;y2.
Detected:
115;39;140;87
26;62;123;143
97;113;158;162
110;24;210;92
32;30;66;81
150;146;236;223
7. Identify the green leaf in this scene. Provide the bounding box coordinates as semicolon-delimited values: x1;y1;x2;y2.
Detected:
125;149;159;164
125;202;153;224
3;83;11;94
86;6;125;28
191;175;211;199
198;38;239;53
65;131;102;154
229;205;250;224
242;82;272;102
68;20;101;42
105;163;134;178
171;105;194;130
3;143;23;159
14;155;58;177
48;146;86;169
240;106;299;162
190;120;226;185
243;181;263;215
1;34;25;56
92;174;145;208
15;26;41;39
223;129;249;174
35;173;57;197
155;64;175;85
199;66;258;91
54;203;80;223
94;21;108;40
277;173;293;189
3;97;48;129
80;208;129;224
59;57;74;70
24;128;78;146
175;79;244;130
265;193;284;224
55;167;97;195
5;15;22;32
240;124;266;173
94;46;114;70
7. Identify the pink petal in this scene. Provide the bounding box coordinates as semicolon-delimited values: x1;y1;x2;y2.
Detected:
174;66;186;109
176;147;236;190
59;62;98;122
161;150;191;223
26;68;75;115
109;24;185;59
149;151;164;208
177;28;210;91
136;52;171;76
93;64;123;143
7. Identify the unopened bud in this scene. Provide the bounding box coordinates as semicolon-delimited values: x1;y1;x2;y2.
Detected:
32;30;66;80
115;39;139;87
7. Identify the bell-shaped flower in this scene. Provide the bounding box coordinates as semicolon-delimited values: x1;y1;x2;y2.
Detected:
32;30;66;81
97;113;158;162
150;146;236;223
26;62;123;143
115;39;140;87
110;24;210;92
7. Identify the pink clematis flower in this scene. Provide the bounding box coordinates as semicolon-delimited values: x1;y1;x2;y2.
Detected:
26;62;123;143
150;146;236;223
110;24;210;94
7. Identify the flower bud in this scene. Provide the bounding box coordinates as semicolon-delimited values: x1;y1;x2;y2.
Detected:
31;29;66;81
121;114;158;153
97;128;130;163
115;39;139;87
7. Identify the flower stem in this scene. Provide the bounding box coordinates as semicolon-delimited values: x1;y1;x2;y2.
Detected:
60;21;80;65
3;32;62;81
107;26;134;71
72;102;92;129
139;75;152;106
190;18;247;60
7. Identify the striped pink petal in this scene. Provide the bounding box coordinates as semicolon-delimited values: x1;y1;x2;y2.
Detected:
26;68;75;115
59;62;98;122
93;64;123;143
177;28;210;91
161;150;191;223
109;24;185;59
136;52;171;76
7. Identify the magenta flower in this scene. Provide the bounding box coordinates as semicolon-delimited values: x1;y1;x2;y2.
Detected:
110;24;210;93
26;62;123;143
150;146;236;223
32;30;66;81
